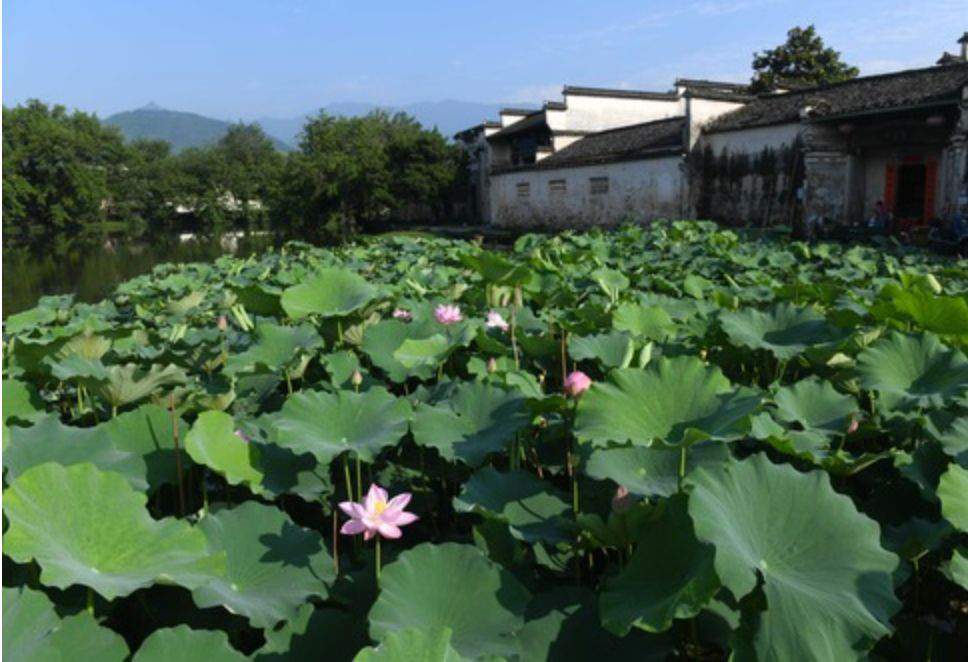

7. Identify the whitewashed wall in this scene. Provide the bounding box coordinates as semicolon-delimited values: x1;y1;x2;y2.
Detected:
702;123;802;154
552;93;685;133
686;98;747;146
490;157;685;229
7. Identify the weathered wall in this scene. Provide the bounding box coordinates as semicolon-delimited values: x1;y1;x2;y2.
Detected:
490;157;685;229
552;93;684;133
689;123;802;226
685;98;747;147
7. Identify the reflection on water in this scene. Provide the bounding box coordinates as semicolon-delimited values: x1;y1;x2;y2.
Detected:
3;233;283;317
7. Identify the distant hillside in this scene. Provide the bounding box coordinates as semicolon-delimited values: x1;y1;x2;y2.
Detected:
104;104;290;152
256;100;507;145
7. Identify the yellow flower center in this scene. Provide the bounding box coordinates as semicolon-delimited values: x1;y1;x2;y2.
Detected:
373;500;388;515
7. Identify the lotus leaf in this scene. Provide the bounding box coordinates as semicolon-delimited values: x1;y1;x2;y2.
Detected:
132;626;246;662
281;267;377;319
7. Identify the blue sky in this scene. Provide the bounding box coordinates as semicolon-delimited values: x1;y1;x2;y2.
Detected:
4;0;966;119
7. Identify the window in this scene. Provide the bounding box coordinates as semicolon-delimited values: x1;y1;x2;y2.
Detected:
516;182;530;198
590;177;609;195
549;179;567;195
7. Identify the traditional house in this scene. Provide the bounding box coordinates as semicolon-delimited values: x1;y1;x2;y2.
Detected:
456;34;968;233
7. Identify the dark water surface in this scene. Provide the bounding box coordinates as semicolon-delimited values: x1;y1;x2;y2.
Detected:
3;234;280;317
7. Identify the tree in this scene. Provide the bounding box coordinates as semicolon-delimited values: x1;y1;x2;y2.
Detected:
750;26;859;93
212;123;283;227
3;101;128;241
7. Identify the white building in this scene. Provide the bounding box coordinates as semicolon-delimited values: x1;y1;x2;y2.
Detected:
455;35;968;233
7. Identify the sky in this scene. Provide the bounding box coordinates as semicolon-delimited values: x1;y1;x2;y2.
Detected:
4;0;967;120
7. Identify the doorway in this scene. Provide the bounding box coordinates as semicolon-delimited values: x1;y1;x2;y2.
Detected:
895;162;926;220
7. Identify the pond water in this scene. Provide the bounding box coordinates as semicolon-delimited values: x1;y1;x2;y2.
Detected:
2;233;284;317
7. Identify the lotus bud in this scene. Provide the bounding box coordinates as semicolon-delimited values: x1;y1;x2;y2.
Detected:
847;418;859;434
563;371;592;397
612;485;633;513
351;369;364;388
487;357;498;373
217;315;228;332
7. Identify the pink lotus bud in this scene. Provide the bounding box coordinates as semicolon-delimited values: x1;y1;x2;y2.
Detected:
434;304;463;325
339;484;418;540
612;485;633;513
217;315;228;332
351;369;363;387
563;370;592;397
234;429;250;443
847;418;859;434
486;357;498;373
392;308;412;321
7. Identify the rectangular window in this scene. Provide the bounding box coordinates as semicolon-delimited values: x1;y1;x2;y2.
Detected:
516;182;530;198
549;179;567;195
590;177;609;195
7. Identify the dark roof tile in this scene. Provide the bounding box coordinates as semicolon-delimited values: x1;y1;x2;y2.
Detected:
707;63;968;132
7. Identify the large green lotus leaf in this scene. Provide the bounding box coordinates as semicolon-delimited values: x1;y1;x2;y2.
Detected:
355;628;465;662
3;586;129;662
720;303;848;359
517;587;674;662
132;626;246;662
856;332;968;410
945;547;968;589
394;334;451;369
876;284;968;336
611;303;675;341
412;381;530;465
575;357;761;448
89;363;188;409
600;496;719;634
254;603;369;661
44;355;110;382
454;468;572;543
585;442;730;498
568;331;634;369
938;464;968;532
3;378;45;424
192;501;335;627
281;267;377;319
773;377;858;435
186;411;263;492
686;454;900;661
3;415;148;491
363;318;476;383
924;411;968;458
274;387;411;465
368;543;530;659
95;404;189;492
2;463;222;600
225;323;323;375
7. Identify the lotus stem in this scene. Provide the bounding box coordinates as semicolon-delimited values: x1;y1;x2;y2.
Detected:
285;370;293;395
332;509;340;576
170;394;186;516
355;454;362;503
678;446;688;492
86;588;95;614
375;536;382;585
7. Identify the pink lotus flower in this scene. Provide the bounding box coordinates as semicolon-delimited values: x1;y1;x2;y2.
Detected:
564;370;592;397
392;308;412;321
485;310;510;331
339;484;418;541
434;304;463;325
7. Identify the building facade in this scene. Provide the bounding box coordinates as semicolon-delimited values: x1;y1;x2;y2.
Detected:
455;35;968;233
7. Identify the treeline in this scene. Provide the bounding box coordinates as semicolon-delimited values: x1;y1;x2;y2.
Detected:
3;100;467;246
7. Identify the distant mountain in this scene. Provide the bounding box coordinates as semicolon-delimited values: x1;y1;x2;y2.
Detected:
104;104;290;152
255;100;507;145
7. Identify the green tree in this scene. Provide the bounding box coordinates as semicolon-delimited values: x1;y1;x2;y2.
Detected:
3;100;128;242
750;26;859;93
110;139;184;234
212;123;283;227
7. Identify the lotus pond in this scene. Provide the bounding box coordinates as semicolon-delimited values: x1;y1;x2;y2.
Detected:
3;220;967;661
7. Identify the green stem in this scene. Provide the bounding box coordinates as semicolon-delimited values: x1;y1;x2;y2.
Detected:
343;454;353;503
375;536;382;585
86;588;95;615
285;370;293;395
355;454;363;502
678;446;688;492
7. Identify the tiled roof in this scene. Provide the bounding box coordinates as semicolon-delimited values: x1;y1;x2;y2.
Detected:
494;116;686;172
706;63;968;132
562;85;679;101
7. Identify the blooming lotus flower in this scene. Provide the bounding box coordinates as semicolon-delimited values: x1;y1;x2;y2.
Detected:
564;370;592;397
434;304;463;325
485;310;510;331
340;484;418;540
392;308;412;321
